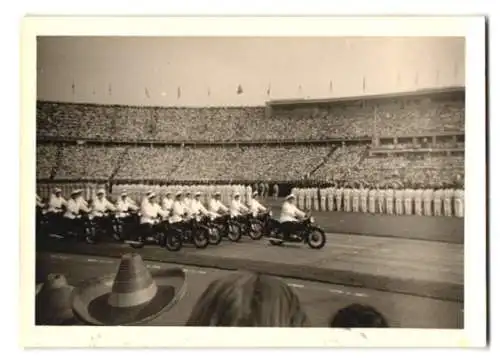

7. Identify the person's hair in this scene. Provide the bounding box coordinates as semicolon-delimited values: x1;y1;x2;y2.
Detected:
186;271;309;327
329;304;388;328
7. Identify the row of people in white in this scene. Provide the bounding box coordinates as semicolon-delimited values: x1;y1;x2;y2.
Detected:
291;187;464;217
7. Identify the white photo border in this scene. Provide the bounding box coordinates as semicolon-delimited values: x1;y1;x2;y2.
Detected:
19;16;486;348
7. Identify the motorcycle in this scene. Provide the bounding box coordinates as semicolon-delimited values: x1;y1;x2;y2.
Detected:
236;212;265;240
198;214;223;245
268;212;326;249
212;213;242;242
127;218;168;250
164;214;210;251
111;210;139;241
255;210;278;238
37;209;96;244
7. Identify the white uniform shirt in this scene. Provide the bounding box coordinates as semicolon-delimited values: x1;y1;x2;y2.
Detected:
191;199;209;216
161;197;174;212
248;198;266;217
140;200;167;224
48;194;66;212
64;198;90;219
280;201;306;223
116;198;137;217
230;199;249;218
91;197;116;217
169;200;187;223
209;199;229;215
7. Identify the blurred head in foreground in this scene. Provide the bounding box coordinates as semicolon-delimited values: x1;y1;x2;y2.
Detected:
186;271;308;327
329;304;389;328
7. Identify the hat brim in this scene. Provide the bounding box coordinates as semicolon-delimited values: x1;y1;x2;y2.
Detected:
72;268;186;326
36;283;76;325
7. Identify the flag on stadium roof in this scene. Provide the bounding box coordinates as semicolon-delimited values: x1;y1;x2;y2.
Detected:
71;80;75;95
362;76;366;92
267;84;271;96
177;86;181;99
108;84;112;96
145;87;150;98
237;84;243;94
329;80;333;92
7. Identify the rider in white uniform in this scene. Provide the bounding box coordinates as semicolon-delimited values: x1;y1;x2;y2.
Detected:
190;192;210;217
91;189;116;218
248;191;267;217
63;189;91;232
230;192;250;219
47;187;67;214
169;192;188;224
116;191;138;218
279;194;306;240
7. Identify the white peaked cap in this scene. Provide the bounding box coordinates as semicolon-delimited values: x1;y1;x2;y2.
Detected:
285;194;296;200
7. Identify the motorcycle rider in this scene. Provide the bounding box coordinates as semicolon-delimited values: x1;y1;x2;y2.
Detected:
140;192;168;237
279;194;306;241
248;190;267;217
47;187;67;214
91;189;117;232
63;189;91;233
230;192;250;223
191;192;210;216
161;191;174;216
169;191;189;229
36;194;45;209
116;191;138;218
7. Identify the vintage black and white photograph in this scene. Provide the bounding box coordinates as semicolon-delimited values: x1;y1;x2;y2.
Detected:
21;16;487;347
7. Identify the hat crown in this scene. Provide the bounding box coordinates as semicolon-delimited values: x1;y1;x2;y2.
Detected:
108;254;158;308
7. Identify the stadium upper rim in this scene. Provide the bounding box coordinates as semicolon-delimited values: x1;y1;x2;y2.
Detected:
265;86;465;107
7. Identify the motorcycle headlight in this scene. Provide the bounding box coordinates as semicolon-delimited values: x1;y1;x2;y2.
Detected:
310;217;315;223
196;216;201;222
269;211;273;216
210;216;215;221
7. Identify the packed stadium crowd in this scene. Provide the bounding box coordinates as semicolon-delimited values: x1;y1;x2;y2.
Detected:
37;141;464;188
36;93;464;142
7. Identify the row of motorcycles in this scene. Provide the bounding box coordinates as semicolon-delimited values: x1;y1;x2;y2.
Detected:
36;207;327;250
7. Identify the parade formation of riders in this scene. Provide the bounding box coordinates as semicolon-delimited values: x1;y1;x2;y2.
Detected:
37;184;273;231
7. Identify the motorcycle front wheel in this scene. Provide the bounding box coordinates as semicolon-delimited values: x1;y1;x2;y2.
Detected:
248;220;264;240
165;232;182;252
193;228;209;249
227;222;242;242
84;225;97;245
306;227;326;249
208;225;223;245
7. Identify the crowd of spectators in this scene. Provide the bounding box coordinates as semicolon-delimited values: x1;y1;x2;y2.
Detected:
38;141;463;187
36;94;464;142
36;145;59;179
54;145;125;180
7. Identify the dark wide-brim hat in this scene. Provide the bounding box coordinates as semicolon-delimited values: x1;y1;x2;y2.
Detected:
36;274;76;325
72;253;187;326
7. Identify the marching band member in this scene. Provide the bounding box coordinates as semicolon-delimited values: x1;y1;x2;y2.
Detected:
352;185;360;213
433;185;443;217
454;185;464;218
404;185;413;216
305;188;312;210
230;192;250;218
273;183;279;200
368;186;376;214
327;186;335;212
320;188;327;212
385;184;394;215
443;185;453;217
47;187;67;213
360;184;368;213
423;186;433;216
279;194;306;241
414;184;424;216
246;185;253;205
343;184;352;212
90;189;116;218
116;192;138;218
394;185;403;216
312;188;319;211
248;191;267;217
376;184;385;214
297;188;305;210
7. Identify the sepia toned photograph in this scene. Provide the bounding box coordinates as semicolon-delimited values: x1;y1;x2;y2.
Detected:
20;16;487;348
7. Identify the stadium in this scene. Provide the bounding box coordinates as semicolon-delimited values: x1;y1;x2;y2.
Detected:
34;36;464;329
